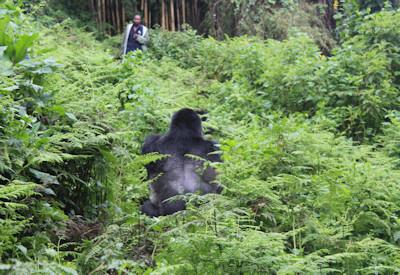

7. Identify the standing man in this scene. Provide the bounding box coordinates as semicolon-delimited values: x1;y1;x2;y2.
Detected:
121;15;149;55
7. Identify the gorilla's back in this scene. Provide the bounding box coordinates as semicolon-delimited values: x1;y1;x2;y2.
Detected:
150;137;212;202
141;108;222;216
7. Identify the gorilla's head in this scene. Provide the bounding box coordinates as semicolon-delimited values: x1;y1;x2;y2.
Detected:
169;108;203;138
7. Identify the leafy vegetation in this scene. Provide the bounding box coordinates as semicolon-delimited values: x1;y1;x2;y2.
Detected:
1;0;400;274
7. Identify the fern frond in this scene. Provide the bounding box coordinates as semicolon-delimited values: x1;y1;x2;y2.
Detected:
0;181;37;200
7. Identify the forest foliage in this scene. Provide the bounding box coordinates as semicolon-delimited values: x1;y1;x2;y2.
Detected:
1;0;400;274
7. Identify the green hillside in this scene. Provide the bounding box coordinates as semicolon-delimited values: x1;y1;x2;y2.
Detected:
1;1;400;274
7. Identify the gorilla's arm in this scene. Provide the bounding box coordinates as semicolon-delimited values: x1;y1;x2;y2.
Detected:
142;134;163;180
201;141;222;192
206;141;222;162
140;199;160;217
141;134;161;154
141;134;164;215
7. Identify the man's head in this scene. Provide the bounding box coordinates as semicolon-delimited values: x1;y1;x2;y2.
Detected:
134;15;142;25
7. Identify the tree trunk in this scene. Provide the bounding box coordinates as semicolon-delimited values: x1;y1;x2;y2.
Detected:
122;0;126;28
102;0;106;33
165;0;169;30
182;0;186;25
116;0;120;32
212;0;224;39
170;0;175;31
97;0;102;31
176;0;181;30
144;0;148;26
89;0;97;25
105;0;109;34
161;0;166;29
111;0;116;34
191;0;195;26
149;10;152;27
194;0;198;26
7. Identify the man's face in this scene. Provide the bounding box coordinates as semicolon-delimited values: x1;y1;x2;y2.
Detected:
134;16;141;25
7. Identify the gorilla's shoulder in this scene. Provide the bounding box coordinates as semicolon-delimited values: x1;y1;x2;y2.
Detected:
142;134;161;154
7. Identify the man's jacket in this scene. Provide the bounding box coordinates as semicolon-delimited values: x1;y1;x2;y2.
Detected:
121;23;149;55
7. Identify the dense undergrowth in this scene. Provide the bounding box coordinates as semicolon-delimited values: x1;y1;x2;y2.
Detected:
1;1;400;274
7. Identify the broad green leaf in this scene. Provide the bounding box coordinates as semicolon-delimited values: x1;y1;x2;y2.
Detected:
12;33;38;63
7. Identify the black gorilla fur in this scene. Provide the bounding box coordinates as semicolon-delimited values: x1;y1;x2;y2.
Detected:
140;108;222;217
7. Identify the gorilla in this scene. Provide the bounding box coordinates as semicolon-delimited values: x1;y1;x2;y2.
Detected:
140;108;222;217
